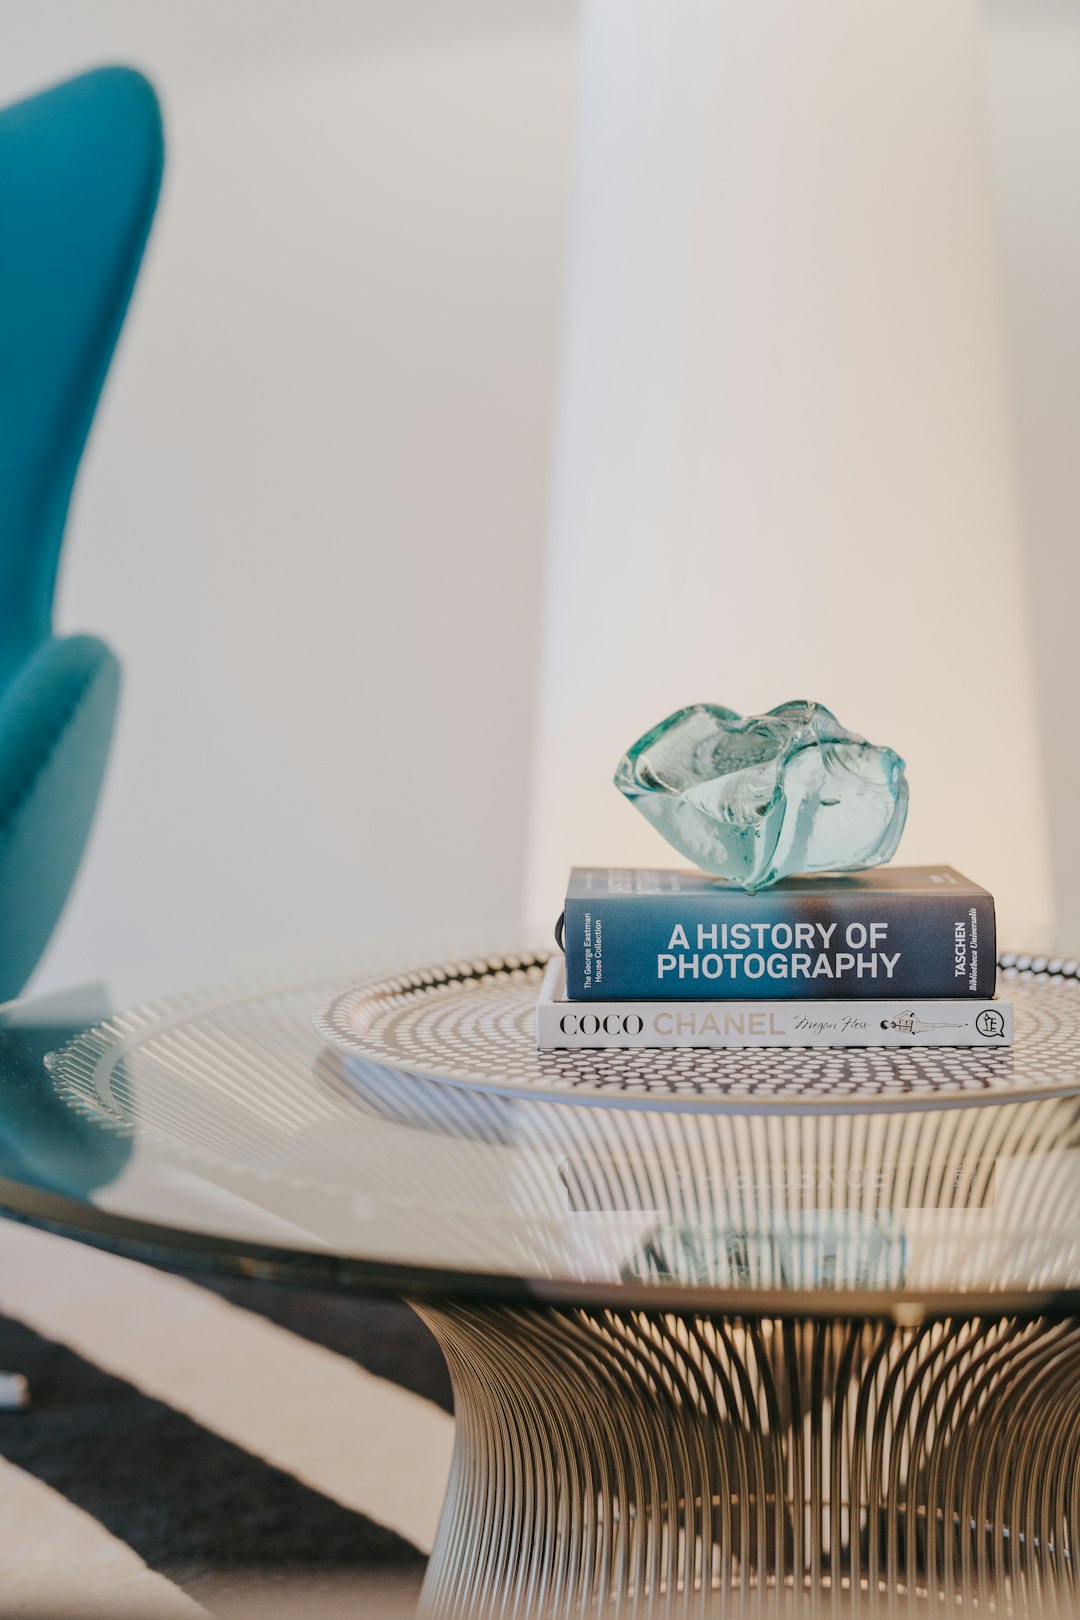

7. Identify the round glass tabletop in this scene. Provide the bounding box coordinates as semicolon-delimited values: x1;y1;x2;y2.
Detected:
0;948;1078;1316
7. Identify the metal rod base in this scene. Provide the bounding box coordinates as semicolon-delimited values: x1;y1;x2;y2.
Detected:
414;1304;1080;1617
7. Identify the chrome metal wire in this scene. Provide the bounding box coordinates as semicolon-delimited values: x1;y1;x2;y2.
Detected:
415;1304;1080;1618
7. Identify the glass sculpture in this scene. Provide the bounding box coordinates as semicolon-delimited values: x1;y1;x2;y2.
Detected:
615;701;908;890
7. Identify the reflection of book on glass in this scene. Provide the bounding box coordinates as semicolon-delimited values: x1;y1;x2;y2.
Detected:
537;957;1013;1049
559;1152;996;1213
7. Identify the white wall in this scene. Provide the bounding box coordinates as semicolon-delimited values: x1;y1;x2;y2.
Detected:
4;1;1079;989
983;2;1080;950
0;1;578;990
526;0;1054;950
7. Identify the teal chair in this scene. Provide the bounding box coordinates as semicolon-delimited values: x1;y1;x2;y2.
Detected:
0;67;162;1000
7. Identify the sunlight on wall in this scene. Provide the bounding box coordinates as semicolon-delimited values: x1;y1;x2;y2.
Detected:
526;0;1053;950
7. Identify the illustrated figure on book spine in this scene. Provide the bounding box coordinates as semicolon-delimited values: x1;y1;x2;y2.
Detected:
880;1012;962;1036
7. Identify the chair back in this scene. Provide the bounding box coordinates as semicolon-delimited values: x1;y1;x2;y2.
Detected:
0;67;163;686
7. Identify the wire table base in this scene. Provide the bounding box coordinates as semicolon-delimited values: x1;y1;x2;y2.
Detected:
414;1302;1080;1618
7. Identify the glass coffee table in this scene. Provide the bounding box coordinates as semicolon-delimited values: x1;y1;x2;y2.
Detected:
1;946;1079;1617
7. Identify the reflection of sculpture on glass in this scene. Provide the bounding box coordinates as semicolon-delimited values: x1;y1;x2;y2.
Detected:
627;1209;907;1291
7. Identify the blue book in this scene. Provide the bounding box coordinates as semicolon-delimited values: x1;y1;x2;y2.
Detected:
559;865;996;1000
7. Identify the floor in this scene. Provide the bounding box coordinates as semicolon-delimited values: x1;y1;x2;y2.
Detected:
0;1220;453;1617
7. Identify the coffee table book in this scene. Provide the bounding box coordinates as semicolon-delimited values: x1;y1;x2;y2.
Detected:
559;865;995;1000
536;956;1012;1050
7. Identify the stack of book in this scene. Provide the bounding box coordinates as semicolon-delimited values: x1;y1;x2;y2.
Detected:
537;865;1012;1049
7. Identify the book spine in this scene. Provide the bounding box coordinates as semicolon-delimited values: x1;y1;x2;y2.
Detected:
563;888;996;999
537;996;1012;1049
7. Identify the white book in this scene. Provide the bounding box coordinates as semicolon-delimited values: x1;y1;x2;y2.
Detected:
536;956;1012;1050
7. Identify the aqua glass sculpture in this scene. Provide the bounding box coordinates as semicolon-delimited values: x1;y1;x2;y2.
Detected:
615;701;907;891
